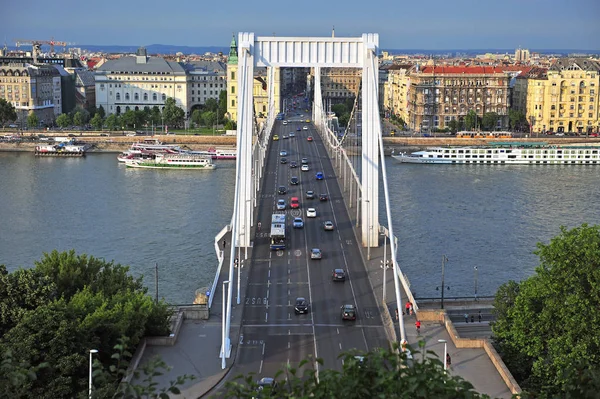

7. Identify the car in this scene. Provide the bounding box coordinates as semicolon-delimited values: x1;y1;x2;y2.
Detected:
296;127;301;131
589;133;599;137
273;134;279;141
293;217;304;228
306;119;311;123
282;135;288;139
315;172;324;180
323;220;334;231
283;121;288;125
307;136;313;142
319;193;328;201
290;197;299;208
256;377;277;394
68;134;76;137
290;161;297;168
279;150;288;156
311;248;322;259
341;304;357;320
100;133;109;137
277;199;286;210
294;297;309;314
332;268;346;282
306;208;317;218
556;132;565;136
306;190;315;199
280;157;287;164
290;176;299;185
303;126;308;131
278;186;287;195
301;158;308;164
301;164;309;172
289;132;295;138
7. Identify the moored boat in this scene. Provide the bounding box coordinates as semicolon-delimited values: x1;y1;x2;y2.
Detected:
35;142;87;157
125;153;216;170
392;142;600;165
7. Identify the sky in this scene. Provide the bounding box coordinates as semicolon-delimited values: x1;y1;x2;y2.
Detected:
2;0;599;51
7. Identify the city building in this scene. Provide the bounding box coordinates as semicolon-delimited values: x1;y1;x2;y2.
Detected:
382;64;412;121
0;63;62;126
405;65;511;132
95;47;188;116
226;35;281;122
515;48;531;63
309;67;361;105
184;60;227;113
514;58;600;134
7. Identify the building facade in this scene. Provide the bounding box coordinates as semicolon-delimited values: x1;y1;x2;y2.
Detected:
226;35;281;122
0;63;62;126
514;58;600;134
185;60;227;113
95;48;188;116
382;64;412;121
405;66;511;132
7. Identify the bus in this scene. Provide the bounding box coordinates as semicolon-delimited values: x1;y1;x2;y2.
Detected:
270;214;286;250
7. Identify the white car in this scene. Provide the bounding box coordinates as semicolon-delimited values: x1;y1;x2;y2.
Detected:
280;150;288;156
310;248;322;259
301;164;309;172
289;132;295;138
277;199;286;210
306;208;317;218
302;126;308;130
283;121;288;125
323;221;334;231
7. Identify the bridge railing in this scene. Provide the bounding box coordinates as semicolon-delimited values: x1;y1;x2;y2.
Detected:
209;223;232;309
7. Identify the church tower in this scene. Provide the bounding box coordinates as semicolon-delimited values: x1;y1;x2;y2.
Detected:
226;34;239;122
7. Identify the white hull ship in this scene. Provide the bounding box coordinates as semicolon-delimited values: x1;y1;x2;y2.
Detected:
125;153;216;170
35;142;88;157
392;143;600;165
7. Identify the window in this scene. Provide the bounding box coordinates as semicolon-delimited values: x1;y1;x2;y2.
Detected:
231;86;235;94
231;71;235;80
134;93;139;101
144;93;148;101
116;93;121;100
125;93;130;100
162;94;166;101
153;93;157;101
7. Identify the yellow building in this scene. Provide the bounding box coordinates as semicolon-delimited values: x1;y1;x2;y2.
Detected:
226;35;280;122
383;64;412;122
514;58;600;134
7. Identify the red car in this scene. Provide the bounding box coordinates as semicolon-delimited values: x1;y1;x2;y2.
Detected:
307;136;313;142
290;197;299;209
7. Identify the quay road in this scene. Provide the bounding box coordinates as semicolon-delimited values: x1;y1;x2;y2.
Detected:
230;118;389;382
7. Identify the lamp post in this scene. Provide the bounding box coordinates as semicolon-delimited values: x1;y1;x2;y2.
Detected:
439;255;449;309
221;280;230;370
380;234;391;301
236;258;242;305
365;199;371;260
89;349;98;399
438;339;447;372
474;266;478;301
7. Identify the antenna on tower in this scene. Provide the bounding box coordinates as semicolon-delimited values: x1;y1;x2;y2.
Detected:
332;26;335;38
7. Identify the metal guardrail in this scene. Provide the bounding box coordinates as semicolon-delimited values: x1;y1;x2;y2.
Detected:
209;224;231;309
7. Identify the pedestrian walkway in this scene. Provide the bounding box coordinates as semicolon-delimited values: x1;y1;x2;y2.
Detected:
351;228;513;399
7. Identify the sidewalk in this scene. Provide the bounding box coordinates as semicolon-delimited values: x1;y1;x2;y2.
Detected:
135;231;250;398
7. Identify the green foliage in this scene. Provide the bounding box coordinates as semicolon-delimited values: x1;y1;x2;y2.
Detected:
0;251;172;398
448;119;461;133
91;113;104;130
162;98;185;128
202;111;217;127
150;106;162;127
0;349;48;398
191;109;202;127
120;110;137;129
219;90;227;122
56;113;72;128
204;98;218;113
105;114;118;131
482;112;499;131
508;110;527;131
0;98;18;127
73;111;85;127
492;224;600;396
221;343;489;399
98;105;106;119
464;110;480;131
224;119;237;130
27;112;39;129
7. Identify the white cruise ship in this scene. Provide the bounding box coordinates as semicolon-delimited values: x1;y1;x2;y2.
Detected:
392;143;600;165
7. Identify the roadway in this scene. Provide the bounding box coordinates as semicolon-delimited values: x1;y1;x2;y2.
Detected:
231;114;389;383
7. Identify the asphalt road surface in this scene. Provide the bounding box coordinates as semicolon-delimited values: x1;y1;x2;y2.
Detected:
231;115;388;385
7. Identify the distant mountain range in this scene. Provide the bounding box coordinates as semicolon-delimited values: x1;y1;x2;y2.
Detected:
5;43;598;57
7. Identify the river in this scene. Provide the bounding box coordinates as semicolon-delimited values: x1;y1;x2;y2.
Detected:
1;151;598;303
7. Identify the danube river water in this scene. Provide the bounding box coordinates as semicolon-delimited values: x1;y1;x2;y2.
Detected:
1;151;599;303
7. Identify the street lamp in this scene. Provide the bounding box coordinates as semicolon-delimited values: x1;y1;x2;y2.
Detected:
438;339;447;372
436;255;449;309
221;280;230;370
365;199;371;260
89;349;98;399
380;233;391;301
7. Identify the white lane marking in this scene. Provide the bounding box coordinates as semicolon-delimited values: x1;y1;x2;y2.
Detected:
259;359;263;373
266;289;269;299
265;313;268;322
262;341;266;355
337;328;340;335
339;343;342;350
288;342;291;349
268;269;270;278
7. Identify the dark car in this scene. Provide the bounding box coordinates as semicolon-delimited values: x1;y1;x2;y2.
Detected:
290;176;299;185
315;172;324;180
256;377;277;396
294;297;309;314
319;193;328;201
306;190;315;199
290;161;298;168
278;186;287;195
280;157;287;164
296;127;301;131
341;304;357;320
332;268;346;282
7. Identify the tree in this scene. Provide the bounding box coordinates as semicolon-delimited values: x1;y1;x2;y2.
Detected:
27;112;39;129
105;114;118;131
222;343;490;398
162;97;185;128
465;110;479;131
508;109;527;132
97;105;106;119
90;113;103;130
150;106;162;127
482;112;499;131
202;111;217;128
0;98;18;127
191;109;202;127
121;110;137;129
448;119;460;133
56;113;72;128
73;111;84;127
492;224;600;396
224;119;237;130
218;90;227;123
204;98;218;113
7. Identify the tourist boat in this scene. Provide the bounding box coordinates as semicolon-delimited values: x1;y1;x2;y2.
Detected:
391;142;600;165
124;153;216;170
185;147;237;160
117;141;184;162
35;142;88;157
